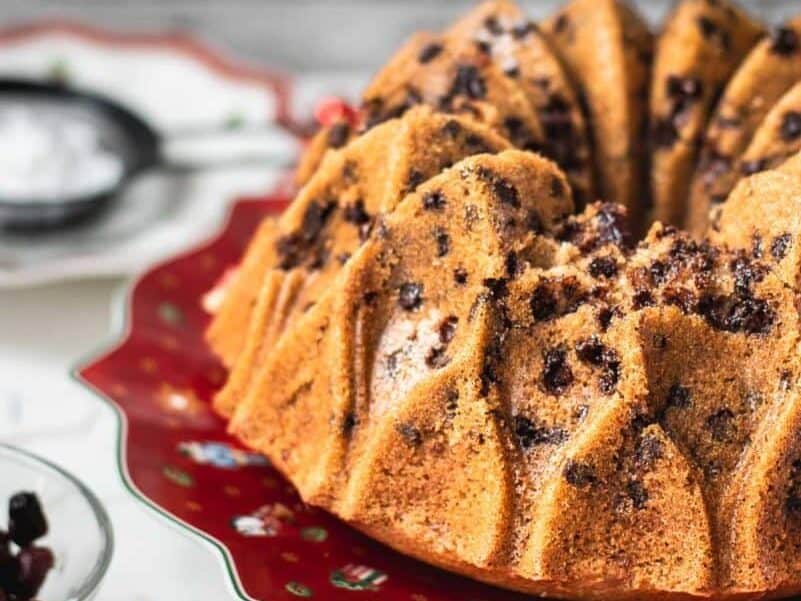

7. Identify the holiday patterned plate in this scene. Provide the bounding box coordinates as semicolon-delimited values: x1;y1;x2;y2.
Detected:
75;192;529;601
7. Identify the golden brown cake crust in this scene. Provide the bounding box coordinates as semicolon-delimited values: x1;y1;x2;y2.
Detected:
543;0;652;226
363;34;545;150
740;81;801;172
209;108;512;417
700;82;801;232
446;0;595;207
686;18;801;236
205;217;279;367
294;116;352;187
648;0;762;227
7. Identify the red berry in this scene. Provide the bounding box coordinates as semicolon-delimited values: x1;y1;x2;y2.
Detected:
13;547;54;599
8;493;47;548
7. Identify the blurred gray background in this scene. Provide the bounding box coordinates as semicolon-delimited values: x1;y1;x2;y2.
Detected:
1;1;797;75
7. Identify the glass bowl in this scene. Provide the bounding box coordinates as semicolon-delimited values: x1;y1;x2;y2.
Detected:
0;444;113;601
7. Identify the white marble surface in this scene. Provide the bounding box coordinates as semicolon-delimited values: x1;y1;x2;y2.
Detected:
0;278;240;600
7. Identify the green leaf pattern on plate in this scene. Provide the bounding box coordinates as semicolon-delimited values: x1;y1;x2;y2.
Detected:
300;526;328;542
158;302;184;326
285;581;313;597
162;464;194;488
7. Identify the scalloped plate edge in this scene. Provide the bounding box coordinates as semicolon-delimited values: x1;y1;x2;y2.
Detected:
69;195;278;601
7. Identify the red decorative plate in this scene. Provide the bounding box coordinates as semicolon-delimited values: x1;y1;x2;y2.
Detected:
75;190;528;601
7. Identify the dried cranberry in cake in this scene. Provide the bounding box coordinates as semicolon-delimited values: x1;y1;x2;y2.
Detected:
696;15;720;42
574;336;606;366
652;332;668;350
341;412;357;435
483;278;509;301
588;256;618;279
438;316;458;343
513;415;568;448
563;459;596;487
343;199;371;225
625;479;649;510
450;64;488;99
770;26;800;55
425;345;450;368
549;173;565;198
396;422;423;446
786;459;801;517
442;118;462;139
771;233;792;261
697;290;775;335
740;158;768;175
406;169;426;192
574;336;620;394
632;289;655;309
782;111;801;140
301;199;337;243
492;178;520;207
729;253;767;293
398;282;424;311
480;333;504;397
553;12;570;35
418;42;444;64
557;202;632;253
662;287;698;314
505;252;520;278
434;228;450;257
595;305;621;332
649;259;669;286
528;275;592;324
665;384;692;409
500;116;533;148
634;433;664;470
652;118;680;149
530;282;557;322
526;210;544;234
327;121;351;149
667;75;703;104
275;208;336;270
705;407;736;442
542;347;574;395
422;190;447;211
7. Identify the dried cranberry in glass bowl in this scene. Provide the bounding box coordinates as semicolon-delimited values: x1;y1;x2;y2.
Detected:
0;491;54;601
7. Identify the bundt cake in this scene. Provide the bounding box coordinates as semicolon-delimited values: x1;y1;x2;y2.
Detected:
205;1;801;598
